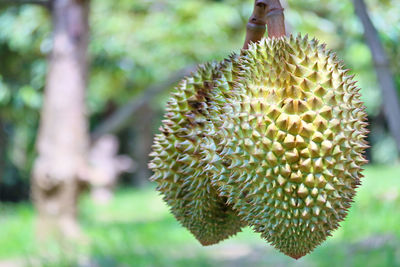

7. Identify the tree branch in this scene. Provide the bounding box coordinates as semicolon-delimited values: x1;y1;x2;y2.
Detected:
91;65;197;140
0;0;50;7
353;0;400;153
243;0;286;50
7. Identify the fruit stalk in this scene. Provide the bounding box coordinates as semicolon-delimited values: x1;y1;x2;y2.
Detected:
243;0;286;50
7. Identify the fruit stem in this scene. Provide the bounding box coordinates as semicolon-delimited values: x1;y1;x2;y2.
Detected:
242;0;286;50
265;0;286;39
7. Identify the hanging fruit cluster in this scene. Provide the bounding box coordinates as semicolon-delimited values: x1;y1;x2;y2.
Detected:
148;0;368;259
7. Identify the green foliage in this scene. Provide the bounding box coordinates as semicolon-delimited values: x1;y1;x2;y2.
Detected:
0;165;400;266
0;0;249;190
88;0;248;114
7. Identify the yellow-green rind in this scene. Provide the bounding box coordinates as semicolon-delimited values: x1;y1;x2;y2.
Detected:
148;60;244;246
210;35;368;258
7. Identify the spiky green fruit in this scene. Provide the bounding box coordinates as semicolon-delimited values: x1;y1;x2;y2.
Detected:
148;59;245;245
149;34;368;259
209;35;368;259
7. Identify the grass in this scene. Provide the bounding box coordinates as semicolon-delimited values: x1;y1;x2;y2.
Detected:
0;164;400;266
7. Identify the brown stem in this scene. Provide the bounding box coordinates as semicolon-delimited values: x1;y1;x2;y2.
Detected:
265;0;286;38
243;0;286;50
242;0;268;50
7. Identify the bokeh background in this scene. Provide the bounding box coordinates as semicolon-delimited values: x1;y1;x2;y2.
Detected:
0;0;400;266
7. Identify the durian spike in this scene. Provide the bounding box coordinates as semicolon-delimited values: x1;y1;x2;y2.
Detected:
243;0;286;50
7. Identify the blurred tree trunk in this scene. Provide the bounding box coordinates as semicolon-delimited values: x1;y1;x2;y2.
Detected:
0;119;5;183
32;0;89;240
353;0;400;153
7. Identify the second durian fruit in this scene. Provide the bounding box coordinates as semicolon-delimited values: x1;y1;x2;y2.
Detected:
149;34;368;259
149;59;245;246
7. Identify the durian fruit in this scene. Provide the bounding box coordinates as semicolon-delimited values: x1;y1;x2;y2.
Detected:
148;59;245;246
209;35;368;259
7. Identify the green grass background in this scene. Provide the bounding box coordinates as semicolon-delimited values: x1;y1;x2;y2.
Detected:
0;165;400;266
